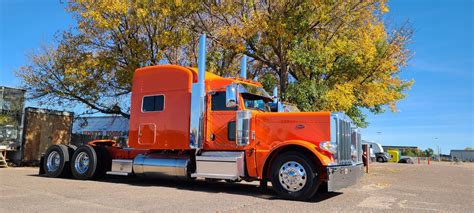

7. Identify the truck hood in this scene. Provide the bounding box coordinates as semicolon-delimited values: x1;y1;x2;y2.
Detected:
254;112;331;146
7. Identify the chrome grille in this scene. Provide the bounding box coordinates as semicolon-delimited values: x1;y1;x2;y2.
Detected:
337;119;352;165
331;113;362;165
352;129;363;164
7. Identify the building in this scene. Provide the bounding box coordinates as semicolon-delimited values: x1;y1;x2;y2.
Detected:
0;86;26;113
73;116;129;137
450;150;474;162
0;86;26;149
382;145;419;152
72;116;129;147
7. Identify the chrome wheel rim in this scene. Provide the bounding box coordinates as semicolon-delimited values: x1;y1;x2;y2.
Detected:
278;161;307;192
46;151;61;172
74;152;90;174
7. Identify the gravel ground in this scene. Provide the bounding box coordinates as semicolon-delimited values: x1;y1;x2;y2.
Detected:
1;162;473;212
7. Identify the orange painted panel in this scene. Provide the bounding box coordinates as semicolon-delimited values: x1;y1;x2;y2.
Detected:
126;64;334;180
205;111;239;150
138;123;156;145
253;112;332;177
128;65;193;150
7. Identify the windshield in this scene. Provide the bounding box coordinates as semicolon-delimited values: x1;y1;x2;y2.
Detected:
242;93;270;112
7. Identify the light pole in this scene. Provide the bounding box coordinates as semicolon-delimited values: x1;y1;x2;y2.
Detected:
435;137;440;162
376;131;382;143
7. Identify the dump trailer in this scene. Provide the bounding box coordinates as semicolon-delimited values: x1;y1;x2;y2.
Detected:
40;35;364;201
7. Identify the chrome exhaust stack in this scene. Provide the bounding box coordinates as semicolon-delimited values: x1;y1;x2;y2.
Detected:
189;34;207;150
240;55;247;79
272;87;278;103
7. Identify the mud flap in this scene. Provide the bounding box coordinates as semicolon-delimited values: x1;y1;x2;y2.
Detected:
39;154;45;175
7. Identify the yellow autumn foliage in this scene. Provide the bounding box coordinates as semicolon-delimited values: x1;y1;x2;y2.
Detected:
325;83;356;112
16;0;412;126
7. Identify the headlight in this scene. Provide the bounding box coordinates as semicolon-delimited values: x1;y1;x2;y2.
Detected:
320;141;337;154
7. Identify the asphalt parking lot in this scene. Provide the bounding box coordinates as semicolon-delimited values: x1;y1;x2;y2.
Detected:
1;162;473;212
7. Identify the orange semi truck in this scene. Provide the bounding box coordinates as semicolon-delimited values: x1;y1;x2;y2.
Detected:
40;35;363;200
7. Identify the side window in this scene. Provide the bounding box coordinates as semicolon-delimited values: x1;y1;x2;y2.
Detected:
142;95;164;112
211;92;237;111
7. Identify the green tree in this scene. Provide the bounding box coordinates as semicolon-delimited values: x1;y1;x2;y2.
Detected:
402;149;415;157
17;0;413;126
17;1;200;118
424;148;434;157
197;0;413;127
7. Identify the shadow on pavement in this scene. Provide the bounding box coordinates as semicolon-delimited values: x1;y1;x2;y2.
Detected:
29;173;341;202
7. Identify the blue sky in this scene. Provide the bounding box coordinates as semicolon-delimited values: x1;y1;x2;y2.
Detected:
363;0;473;153
0;0;472;153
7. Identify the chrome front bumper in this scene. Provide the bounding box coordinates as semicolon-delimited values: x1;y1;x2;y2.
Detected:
326;163;364;192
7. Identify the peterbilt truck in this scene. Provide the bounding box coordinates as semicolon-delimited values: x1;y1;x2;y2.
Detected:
40;35;364;200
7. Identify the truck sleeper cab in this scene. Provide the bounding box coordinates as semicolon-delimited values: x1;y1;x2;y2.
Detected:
40;36;363;201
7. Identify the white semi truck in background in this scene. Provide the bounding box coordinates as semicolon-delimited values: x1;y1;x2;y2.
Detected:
362;140;391;162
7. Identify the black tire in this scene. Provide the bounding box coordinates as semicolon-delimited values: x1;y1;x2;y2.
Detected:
270;151;321;201
71;145;108;180
377;156;384;162
43;144;71;178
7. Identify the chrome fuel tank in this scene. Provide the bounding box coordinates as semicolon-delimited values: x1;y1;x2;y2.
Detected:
133;153;192;179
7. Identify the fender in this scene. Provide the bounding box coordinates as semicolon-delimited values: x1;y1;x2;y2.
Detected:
258;140;333;178
87;139;117;147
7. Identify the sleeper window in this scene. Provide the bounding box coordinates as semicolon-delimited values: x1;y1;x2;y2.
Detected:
142;95;164;112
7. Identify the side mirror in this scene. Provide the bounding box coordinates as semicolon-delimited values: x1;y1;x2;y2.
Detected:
226;84;238;108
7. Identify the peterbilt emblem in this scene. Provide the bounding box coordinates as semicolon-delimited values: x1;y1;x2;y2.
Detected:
296;124;305;129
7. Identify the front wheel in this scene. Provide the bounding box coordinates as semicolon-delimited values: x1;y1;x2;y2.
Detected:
376;156;385;162
270;151;321;201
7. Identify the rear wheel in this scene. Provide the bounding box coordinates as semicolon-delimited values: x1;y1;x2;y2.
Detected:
71;145;108;180
270;151;321;201
43;145;71;178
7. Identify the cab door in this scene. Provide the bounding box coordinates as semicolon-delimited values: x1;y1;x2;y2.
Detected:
204;91;241;150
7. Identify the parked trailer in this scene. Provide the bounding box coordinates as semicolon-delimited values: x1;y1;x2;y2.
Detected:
40;35;364;201
22;107;73;165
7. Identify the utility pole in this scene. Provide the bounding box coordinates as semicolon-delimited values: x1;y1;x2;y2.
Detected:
437;145;440;161
435;137;440;162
